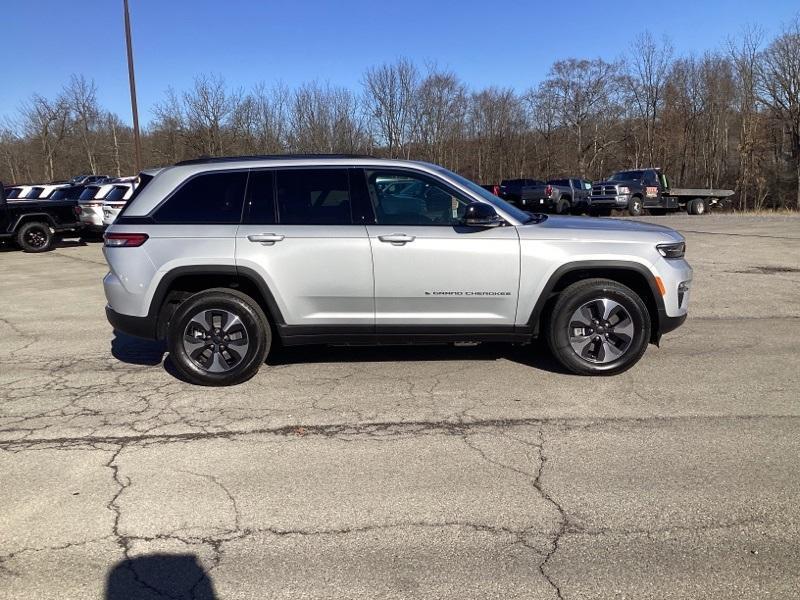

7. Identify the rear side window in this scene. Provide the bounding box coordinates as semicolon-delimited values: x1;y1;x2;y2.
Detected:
155;171;247;224
105;186;128;201
243;169;276;224
79;187;99;201
276;169;352;225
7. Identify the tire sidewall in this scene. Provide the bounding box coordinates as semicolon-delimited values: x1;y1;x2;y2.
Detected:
628;197;643;217
548;282;650;375
17;222;53;253
167;290;270;386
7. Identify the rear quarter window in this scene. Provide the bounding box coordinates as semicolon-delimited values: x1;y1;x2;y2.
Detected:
154;171;247;224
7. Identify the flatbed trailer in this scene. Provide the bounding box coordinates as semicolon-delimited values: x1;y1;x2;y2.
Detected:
590;169;735;216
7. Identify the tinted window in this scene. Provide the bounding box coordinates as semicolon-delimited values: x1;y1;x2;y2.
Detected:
243;170;276;224
548;179;570;186
643;171;659;186
366;170;472;226
276;169;351;225
7;188;20;198
155;171;247;224
79;187;100;200
105;186;128;201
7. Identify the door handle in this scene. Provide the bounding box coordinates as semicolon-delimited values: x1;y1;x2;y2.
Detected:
378;233;415;245
247;233;285;245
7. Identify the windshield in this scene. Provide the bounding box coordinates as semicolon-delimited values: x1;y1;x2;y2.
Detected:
435;167;537;224
609;170;645;181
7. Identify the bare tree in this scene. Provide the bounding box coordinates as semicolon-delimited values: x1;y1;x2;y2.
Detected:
625;32;673;166
413;67;467;167
64;74;101;173
362;58;419;157
182;74;241;156
542;58;623;176
19;93;70;180
757;19;800;208
729;27;765;209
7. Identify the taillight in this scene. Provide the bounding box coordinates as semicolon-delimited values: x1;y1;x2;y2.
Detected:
492;185;500;196
545;184;553;197
104;233;149;247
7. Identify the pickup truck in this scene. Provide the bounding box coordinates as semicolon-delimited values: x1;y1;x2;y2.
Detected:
589;168;734;216
0;181;82;252
517;178;593;214
498;179;544;205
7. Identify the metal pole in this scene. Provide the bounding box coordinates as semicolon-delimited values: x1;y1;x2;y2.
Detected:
123;0;142;173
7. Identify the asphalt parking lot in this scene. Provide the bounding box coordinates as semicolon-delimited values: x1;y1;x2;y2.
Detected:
1;214;799;599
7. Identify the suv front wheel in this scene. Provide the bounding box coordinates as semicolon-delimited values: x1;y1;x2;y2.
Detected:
167;289;271;386
546;278;651;375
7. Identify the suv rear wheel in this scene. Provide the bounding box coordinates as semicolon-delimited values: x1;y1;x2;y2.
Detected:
167;289;271;386
546;278;651;375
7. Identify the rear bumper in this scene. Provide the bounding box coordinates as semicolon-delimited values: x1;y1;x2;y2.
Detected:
106;305;157;340
519;197;556;209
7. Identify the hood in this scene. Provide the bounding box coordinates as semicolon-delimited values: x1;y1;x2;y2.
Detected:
519;215;684;242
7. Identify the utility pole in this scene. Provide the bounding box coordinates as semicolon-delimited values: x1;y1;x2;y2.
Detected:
123;0;142;172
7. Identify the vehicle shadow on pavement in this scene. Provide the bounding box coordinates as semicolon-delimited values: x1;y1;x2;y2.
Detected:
105;553;217;600
0;238;88;252
111;332;572;379
111;331;166;366
267;341;573;374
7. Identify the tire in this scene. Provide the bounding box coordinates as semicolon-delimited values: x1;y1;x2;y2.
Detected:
690;198;706;215
167;288;271;386
16;221;54;252
627;196;643;217
546;278;651;375
554;197;571;215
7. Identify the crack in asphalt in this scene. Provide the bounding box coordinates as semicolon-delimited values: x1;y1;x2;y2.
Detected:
2;414;797;452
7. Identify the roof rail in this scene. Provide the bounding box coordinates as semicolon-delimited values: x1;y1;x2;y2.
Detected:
174;153;375;166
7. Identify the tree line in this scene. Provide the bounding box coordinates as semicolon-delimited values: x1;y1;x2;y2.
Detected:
1;20;799;210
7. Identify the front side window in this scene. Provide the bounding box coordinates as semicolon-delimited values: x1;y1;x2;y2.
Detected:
276;169;351;225
154;171;247;223
366;170;472;226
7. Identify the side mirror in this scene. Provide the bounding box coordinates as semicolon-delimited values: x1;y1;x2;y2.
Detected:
462;202;503;227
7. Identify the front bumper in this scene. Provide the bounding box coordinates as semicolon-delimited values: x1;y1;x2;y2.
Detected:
589;194;630;208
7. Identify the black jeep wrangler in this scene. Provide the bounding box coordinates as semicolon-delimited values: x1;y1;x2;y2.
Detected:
0;182;83;252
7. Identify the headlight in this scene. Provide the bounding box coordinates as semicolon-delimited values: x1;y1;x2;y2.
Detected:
618;186;630;194
657;241;686;259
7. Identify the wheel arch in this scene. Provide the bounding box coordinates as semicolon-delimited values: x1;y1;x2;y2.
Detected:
11;213;57;232
526;261;664;343
147;265;285;340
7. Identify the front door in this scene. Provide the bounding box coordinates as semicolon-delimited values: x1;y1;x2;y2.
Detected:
362;169;520;328
235;168;374;329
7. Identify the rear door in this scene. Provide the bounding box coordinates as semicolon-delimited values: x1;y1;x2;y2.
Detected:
362;168;520;328
235;167;374;329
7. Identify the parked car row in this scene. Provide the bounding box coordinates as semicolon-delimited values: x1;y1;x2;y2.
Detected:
1;174;139;252
485;168;733;216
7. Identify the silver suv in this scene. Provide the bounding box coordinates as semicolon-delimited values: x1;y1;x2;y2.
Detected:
103;155;691;386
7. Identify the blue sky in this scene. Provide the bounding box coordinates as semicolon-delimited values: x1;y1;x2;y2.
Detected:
2;0;797;126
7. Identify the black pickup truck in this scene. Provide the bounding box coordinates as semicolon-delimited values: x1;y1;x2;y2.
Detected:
589;168;734;216
1;182;83;252
517;178;593;214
